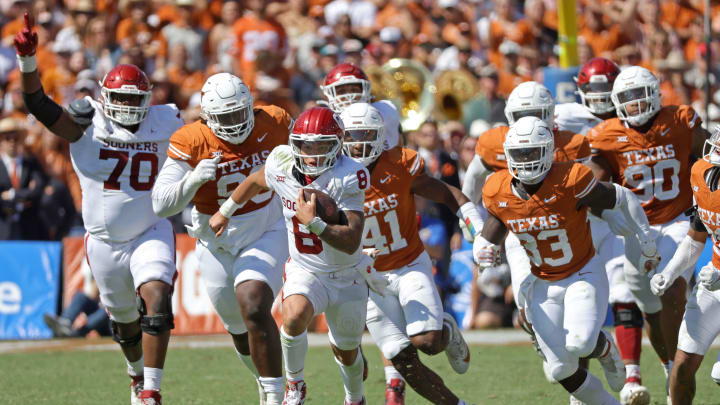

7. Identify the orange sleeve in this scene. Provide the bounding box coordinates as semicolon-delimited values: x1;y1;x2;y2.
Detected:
481;172;502;218
571;164;598;200
401;148;425;178
575;136;591;161
167;126;194;164
678;105;701;129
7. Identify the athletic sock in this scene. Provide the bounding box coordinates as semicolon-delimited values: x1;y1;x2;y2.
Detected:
335;351;364;403
259;376;285;393
280;327;308;382
625;364;642;384
126;355;144;377
614;323;642;363
384;366;403;384
572;371;621;405
144;367;163;391
235;348;260;378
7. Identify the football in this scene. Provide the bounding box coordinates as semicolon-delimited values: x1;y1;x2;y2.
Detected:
303;188;341;224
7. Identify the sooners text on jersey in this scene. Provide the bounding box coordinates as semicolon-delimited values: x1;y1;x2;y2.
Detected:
482;162;598;281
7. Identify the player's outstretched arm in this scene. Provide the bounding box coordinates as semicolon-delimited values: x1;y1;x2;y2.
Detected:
411;171;484;239
461;155;492;205
295;190;364;255
585;154;613;182
209;166;270;237
14;13;84;142
152;155;221;217
651;226;707;296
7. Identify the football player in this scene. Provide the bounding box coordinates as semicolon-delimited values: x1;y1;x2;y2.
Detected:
151;73;292;405
340;102;480;405
15;14;183;405
321;62;402;149
649;127;720;404
558;58;650;405
209;107;374;405
586;66;712;396
475;116;657;405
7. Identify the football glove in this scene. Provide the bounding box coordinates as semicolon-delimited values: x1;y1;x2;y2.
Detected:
650;273;671;296
185;154;221;192
473;235;500;270
699;265;720;291
356;249;390;296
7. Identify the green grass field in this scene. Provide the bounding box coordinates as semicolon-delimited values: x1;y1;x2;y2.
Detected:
3;339;720;404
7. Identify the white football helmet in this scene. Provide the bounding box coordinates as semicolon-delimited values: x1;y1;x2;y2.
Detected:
611;66;661;127
504;116;554;184
339;103;385;166
505;81;555;127
200;73;254;144
704;126;720;166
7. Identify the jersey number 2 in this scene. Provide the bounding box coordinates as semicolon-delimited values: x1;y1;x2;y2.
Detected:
99;149;158;191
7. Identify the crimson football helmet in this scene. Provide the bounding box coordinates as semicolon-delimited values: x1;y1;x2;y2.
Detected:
100;64;152;126
321;63;371;112
575;57;620;115
290;107;344;176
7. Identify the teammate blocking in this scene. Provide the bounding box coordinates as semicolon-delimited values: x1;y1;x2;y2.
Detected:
15;14;181;405
152;72;292;404
340;102;479;405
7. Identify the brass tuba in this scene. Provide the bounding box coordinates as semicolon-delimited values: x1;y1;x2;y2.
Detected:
433;69;480;122
378;58;436;132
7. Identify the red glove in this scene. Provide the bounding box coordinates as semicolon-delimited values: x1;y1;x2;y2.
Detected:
14;13;38;57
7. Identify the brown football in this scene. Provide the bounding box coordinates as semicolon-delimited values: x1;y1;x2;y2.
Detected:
303;188;342;224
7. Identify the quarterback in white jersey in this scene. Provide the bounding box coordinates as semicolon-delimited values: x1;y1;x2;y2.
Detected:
16;16;180;405
151;73;292;404
210;107;373;405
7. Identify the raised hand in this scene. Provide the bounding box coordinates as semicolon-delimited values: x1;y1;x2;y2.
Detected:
14;13;38;57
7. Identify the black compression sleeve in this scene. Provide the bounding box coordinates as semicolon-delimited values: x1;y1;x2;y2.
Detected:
22;88;63;128
688;206;706;232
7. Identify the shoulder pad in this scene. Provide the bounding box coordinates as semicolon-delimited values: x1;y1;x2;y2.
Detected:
68;98;95;126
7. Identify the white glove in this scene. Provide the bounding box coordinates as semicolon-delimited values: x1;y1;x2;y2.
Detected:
473;236;500;270
356;249;389;296
699;265;720;291
601;209;633;237
638;239;661;275
185;154;221;191
459;218;474;242
650;273;671;296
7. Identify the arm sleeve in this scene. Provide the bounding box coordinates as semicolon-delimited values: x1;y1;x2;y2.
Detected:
611;183;653;242
462;154;491;205
151;158;194;217
660;234;706;285
688;206;707;232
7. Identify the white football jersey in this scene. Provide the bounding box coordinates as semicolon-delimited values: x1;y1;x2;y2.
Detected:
70;97;184;242
554;102;603;135
264;144;369;273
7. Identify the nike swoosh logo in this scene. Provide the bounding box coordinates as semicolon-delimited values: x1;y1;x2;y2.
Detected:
380;175;391;184
660;128;670;137
257;132;268;142
578;271;591;276
543;195;556;203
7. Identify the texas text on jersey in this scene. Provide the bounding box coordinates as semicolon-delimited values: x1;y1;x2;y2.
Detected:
482;161;598;281
71;97;183;242
362;147;425;271
264;144;370;272
586;105;699;224
690;158;720;268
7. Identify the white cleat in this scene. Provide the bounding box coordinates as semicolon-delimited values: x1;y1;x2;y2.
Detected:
569;395;586;405
619;382;650;405
711;357;720;385
443;312;470;374
597;330;626;392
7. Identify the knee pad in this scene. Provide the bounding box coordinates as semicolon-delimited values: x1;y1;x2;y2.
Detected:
137;293;174;336
381;337;411;361
550;360;579;382
111;321;142;348
107;305;140;324
612;303;644;328
566;338;596;359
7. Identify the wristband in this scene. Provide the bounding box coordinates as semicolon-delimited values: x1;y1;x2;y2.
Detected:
219;197;241;218
17;55;37;73
307;216;327;236
457;202;483;238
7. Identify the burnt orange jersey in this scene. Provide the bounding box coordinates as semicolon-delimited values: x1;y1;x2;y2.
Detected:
362;147;426;271
690;159;720;268
167;105;292;216
475;127;591;171
483;162;597;281
586;105;700;225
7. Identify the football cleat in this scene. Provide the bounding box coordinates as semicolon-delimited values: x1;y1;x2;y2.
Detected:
283;380;306;405
344;397;365;405
139;390;162;405
385;378;405;405
443;312;470;374
597;330;626;392
711;356;720;385
130;375;144;405
619;381;650;405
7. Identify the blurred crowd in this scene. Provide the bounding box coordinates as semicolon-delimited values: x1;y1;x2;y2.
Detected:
1;0;719;330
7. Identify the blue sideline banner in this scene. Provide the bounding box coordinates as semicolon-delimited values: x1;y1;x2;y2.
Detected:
543;66;581;104
0;241;62;339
